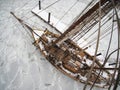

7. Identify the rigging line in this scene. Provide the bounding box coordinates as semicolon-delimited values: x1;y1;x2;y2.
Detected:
72;7;101;41
72;0;97;24
67;0;96;32
89;49;120;79
80;20;113;44
81;20;117;48
113;62;120;89
81;23;113;48
72;0;118;41
25;0;61;20
74;10;114;42
106;48;120;62
11;15;32;38
90;28;117;48
11;15;34;43
21;14;47;28
13;20;33;43
11;12;41;38
54;0;78;27
84;25;117;48
22;17;46;30
83;1;102;90
110;0;120;89
20;23;34;38
72;5;100;37
23;23;41;38
72;3;115;42
77;13;114;45
21;16;61;34
105;10;115;61
90;9;115;90
22;16;60;34
73;21;99;42
113;61;120;89
71;11;99;41
72;16;97;41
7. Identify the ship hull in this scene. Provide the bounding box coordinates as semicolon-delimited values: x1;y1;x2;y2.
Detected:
32;29;113;88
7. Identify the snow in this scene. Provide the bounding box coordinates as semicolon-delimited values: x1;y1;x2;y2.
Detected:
31;0;90;33
32;7;67;33
0;0;119;90
32;4;98;57
33;30;44;40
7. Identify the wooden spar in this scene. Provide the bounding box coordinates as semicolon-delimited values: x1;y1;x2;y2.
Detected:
48;12;51;23
31;11;62;34
80;67;119;70
65;39;111;75
54;0;119;46
39;0;41;10
10;12;23;23
10;12;40;37
10;12;47;44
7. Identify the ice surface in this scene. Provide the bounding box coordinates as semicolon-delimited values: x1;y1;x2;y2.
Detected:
32;7;67;33
32;4;98;56
0;0;119;90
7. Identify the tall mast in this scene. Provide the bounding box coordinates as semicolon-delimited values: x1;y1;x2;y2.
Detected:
54;0;119;46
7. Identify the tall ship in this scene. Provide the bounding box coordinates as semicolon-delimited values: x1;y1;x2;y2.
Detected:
11;0;120;89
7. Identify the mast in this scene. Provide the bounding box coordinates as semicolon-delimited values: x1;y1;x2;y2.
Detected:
54;0;120;46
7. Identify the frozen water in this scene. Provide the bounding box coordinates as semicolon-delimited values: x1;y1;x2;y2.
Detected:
0;0;119;90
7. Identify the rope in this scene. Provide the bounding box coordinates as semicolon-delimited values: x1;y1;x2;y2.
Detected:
12;17;34;43
72;0;116;42
74;11;114;43
109;0;120;89
82;24;117;49
23;17;46;30
90;9;115;90
70;0;97;40
83;1;101;90
106;48;120;62
72;0;97;24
